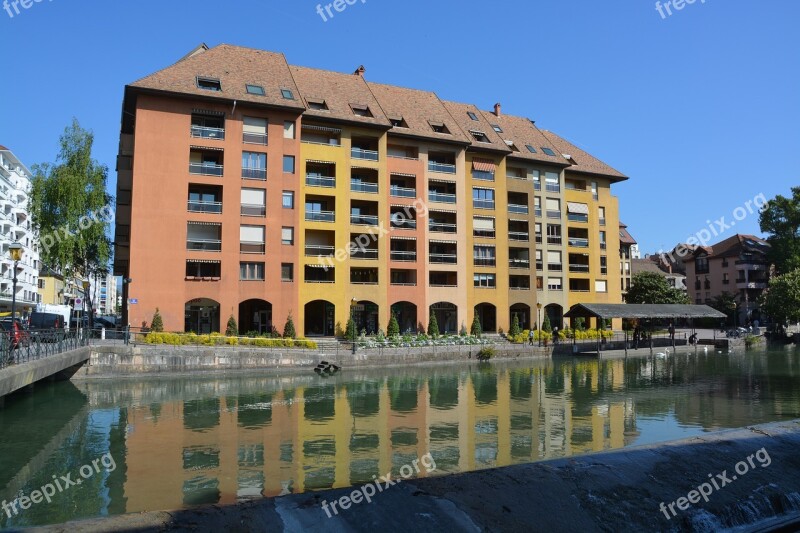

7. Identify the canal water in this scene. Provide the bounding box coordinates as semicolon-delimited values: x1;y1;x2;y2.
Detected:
1;347;799;528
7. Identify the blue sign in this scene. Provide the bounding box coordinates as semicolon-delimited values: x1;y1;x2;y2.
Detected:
128;298;138;305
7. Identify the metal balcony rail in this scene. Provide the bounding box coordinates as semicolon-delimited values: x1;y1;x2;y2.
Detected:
390;251;417;262
473;199;495;210
351;180;378;194
351;147;379;161
351;214;379;226
568;238;589;248
190;125;225;140
429;222;457;233
351;249;379;260
305;211;335;223
548;263;564;272
306;175;336;188
509;231;529;242
390;185;416;198
430;254;458;264
189;162;224;177
391;219;417;229
570;264;590;273
428;191;456;204
509;258;531;268
568;213;589;223
546;183;561;193
508;204;529;215
240;204;266;217
239;241;265;254
242;167;267;180
473;257;497;267
243;132;268;145
547;210;562;219
187;239;222;252
305;245;335;257
428;161;456;174
474;229;497;239
188;200;222;214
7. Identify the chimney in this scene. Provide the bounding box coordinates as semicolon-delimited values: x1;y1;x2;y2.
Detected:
354;65;366;77
494;103;502;116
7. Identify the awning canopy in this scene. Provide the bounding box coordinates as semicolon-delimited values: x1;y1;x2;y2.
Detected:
473;158;496;173
302;124;341;134
564;304;727;320
567;202;589;215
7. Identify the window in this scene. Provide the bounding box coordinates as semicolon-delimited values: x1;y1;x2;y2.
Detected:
474;274;497;288
723;273;730;285
545;172;560;192
243;116;268;145
595;280;608;293
240;225;265;253
282;191;294;209
546;198;561;218
351;104;373;117
696;257;709;274
467;111;479;121
429;121;450;134
281;88;295;100
38;279;45;289
197;77;221;91
491;124;503;133
600;256;608;275
473;245;496;267
242;151;267;180
241;188;266;217
470;131;490;143
283;155;295;173
473;188;495;209
599;230;607;250
548;277;563;291
281;227;294;245
505;140;520;152
307;99;328;110
281;263;294;282
246;84;265;96
284;121;295;139
598;206;606;225
541;147;556;156
240;262;265;281
389;116;408;128
525;145;537;153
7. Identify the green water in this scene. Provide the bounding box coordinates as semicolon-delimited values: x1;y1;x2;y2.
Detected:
1;347;799;528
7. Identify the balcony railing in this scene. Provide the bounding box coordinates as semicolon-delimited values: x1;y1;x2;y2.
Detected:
390;185;416;198
535;234;543;244
430;254;457;264
473;257;496;267
391;219;417;229
190;163;224;177
509;258;530;269
187;200;222;214
600;242;607;250
548;263;564;272
240;241;266;254
390;251;417;262
243;132;268;145
351;249;379;260
429;222;457;233
568;213;588;223
569;238;589;248
242;167;267;180
474;229;496;239
305;245;335;257
191;125;225;140
473;199;495;210
534;182;541;191
599;218;606;226
351;180;378;194
570;264;590;273
351;214;379;226
428;161;456;174
547;210;561;219
187;239;222;252
546;183;561;193
306;175;336;188
508;204;529;215
240;204;266;217
351;147;379;161
535;208;542;217
509;232;529;242
429;191;456;204
306;211;335;223
548;236;562;245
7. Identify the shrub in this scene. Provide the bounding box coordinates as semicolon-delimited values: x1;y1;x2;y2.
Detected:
477;346;495;361
387;313;400;338
573;318;586;331
344;318;357;340
283;312;296;339
542;315;552;333
471;315;482;338
150;308;164;333
508;315;521;338
225;315;238;337
427;313;440;338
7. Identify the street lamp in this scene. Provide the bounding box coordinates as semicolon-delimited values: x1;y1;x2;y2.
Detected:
350;297;358;354
536;302;543;347
9;242;23;325
82;280;90;335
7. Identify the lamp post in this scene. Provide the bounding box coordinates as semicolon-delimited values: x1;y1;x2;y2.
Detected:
9;242;23;323
82;280;90;338
123;277;133;345
351;297;358;354
536;302;543;347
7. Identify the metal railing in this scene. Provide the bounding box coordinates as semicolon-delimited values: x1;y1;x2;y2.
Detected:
190;125;225;140
350;214;379;226
390;251;417;262
351;147;379;161
547;210;562;219
509;231;529;242
568;238;589;248
239;241;265;254
351;180;378;194
390;185;416;198
187;200;222;214
351;249;379;260
570;264;590;273
428;191;456;204
430;253;457;264
508;204;529;215
306;211;335;223
1;328;89;370
428;161;456;174
305;245;335;257
187;239;222;252
473;199;495;210
306;175;336;188
568;213;589;223
509;258;530;269
240;204;266;217
189;163;224;177
474;229;497;239
473;257;496;267
429;222;457;233
243;132;268;145
242;167;267;180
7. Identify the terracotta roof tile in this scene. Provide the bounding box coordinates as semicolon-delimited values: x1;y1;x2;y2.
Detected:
477;111;567;167
541;130;628;181
441;101;511;154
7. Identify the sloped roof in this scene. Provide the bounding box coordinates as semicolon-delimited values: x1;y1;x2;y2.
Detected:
686;234;770;261
542;130;628;182
441;100;511;154
619;222;637;245
477;111;567;167
565;304;726;320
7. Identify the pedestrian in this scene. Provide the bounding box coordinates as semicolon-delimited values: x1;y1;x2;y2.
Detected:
553;326;559;345
528;329;534;346
633;326;640;349
668;323;675;341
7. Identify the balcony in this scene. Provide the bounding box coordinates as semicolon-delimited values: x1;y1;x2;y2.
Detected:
509;231;529;242
305;266;335;284
305;245;335;257
351;248;379;260
351;214;379;226
474;228;497;239
429;191;456;204
306;175;336;188
474;257;496;267
351;179;378;194
429;272;458;287
390;185;416;198
242;167;267;180
306;211;335;223
509;258;530;269
351;147;379;161
241;204;266;217
473;198;495;210
569;238;589;248
430;253;457;264
428;161;456;174
568;213;588;223
508;204;529;215
191;125;225;140
390;250;417;262
190;162;224;177
187;200;222;214
429;221;457;234
569;264;590;273
240;241;265;254
391;269;417;286
187;239;222;252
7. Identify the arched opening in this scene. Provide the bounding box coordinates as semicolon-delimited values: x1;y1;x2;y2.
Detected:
304;300;335;337
545;303;564;330
430;302;458;335
510;304;531;331
352;301;379;335
474;303;497;333
184;298;220;333
390;301;418;333
239;299;273;335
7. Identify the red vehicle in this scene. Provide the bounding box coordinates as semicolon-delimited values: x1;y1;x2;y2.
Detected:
0;318;29;349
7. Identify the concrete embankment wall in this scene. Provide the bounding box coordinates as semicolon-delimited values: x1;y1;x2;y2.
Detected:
76;343;550;378
0;348;90;398
30;419;800;533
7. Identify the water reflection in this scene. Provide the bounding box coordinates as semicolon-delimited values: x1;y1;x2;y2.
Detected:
2;348;800;527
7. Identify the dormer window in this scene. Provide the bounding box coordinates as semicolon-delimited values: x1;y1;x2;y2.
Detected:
307;99;329;111
429;121;450;134
470;131;490;143
389;115;408;128
197;77;221;92
505;140;520;152
351;104;373;117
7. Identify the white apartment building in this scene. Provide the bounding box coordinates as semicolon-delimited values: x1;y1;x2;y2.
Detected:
90;272;118;316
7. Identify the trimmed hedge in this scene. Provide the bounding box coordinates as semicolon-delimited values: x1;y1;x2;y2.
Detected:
144;332;317;349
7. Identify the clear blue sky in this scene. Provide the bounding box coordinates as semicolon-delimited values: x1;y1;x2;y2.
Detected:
1;0;797;254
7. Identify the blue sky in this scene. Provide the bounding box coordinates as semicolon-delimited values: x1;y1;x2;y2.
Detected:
0;0;797;254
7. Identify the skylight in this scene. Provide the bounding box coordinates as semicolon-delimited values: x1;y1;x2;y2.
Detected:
246;84;265;96
351;104;373;118
526;145;537;153
467;112;479;121
281;88;295;100
492;125;503;133
541;147;556;156
197;77;222;92
471;131;490;143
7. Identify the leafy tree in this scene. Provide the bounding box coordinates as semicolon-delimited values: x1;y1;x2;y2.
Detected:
470;315;482;337
283;312;296;339
573;317;586;331
30;119;114;327
150;308;164;332
760;269;800;325
226;314;238;336
427;313;440;338
387;312;400;337
625;272;691;304
345;317;357;340
759;187;800;274
508;314;521;338
542;315;552;333
707;292;737;325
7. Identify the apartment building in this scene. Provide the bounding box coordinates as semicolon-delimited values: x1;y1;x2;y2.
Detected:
619;223;636;297
114;44;628;335
0;146;40;316
684;234;771;325
89;273;118;316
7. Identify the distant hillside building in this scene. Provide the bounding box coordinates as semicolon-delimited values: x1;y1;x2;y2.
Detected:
631;255;687;293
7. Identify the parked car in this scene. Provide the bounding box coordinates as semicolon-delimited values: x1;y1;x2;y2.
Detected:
28;312;66;342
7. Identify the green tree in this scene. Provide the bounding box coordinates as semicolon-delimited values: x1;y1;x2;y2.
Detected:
542;315;552;333
760;269;800;325
283;312;296;339
226;314;238;336
387;312;400;337
508;314;521;337
470;315;482;337
150;308;164;332
625;272;691;304
707;292;737;325
573;317;586;331
427;313;440;338
759;187;800;274
30;119;114;327
345;317;357;340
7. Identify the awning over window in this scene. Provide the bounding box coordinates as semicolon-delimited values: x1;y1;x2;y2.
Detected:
302;124;341;133
567;202;589;215
390;172;416;178
188;221;222;226
186;259;221;264
192;108;225;116
306;159;335;165
390;236;417;241
190;145;223;152
473;158;496;173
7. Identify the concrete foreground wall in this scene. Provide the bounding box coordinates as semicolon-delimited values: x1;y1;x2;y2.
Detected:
28;419;800;532
0;348;90;398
